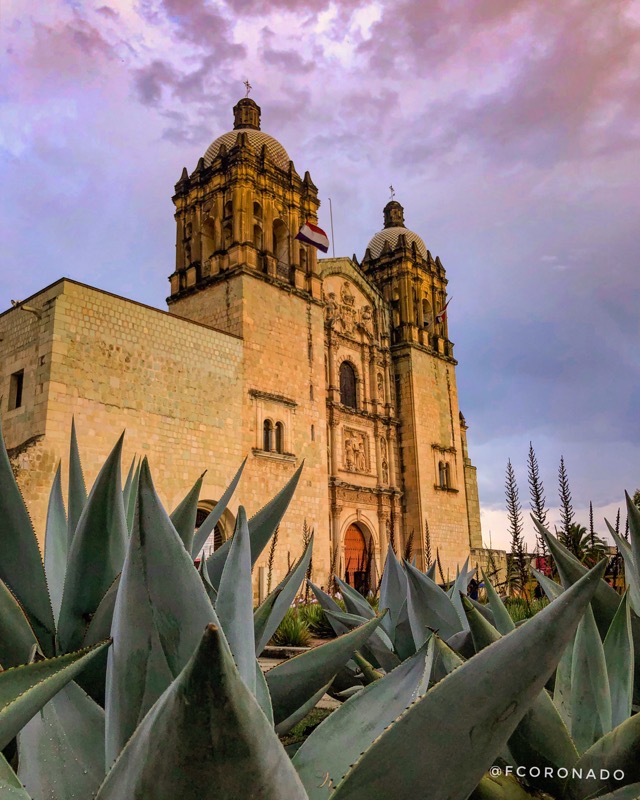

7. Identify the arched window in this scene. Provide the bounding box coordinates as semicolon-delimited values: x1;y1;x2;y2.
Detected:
253;201;263;220
422;298;432;328
438;461;447;489
253;224;263;250
339;361;357;409
275;422;284;454
224;200;233;219
223;223;232;250
273;219;289;280
263;419;273;451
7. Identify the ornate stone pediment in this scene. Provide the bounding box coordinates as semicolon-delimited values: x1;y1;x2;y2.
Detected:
343;427;369;474
324;281;375;340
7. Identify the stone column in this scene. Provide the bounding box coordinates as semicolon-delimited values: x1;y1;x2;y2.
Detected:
232;187;242;243
388;424;398;490
360;343;369;411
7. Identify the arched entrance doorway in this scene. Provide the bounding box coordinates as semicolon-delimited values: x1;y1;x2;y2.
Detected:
344;523;367;594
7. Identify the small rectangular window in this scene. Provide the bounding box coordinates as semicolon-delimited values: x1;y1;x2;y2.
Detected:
9;370;24;410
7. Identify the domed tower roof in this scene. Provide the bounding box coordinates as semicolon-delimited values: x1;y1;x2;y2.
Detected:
365;199;428;259
203;97;290;171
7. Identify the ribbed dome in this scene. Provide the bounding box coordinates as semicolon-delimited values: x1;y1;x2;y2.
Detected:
366;227;428;259
203;129;290;171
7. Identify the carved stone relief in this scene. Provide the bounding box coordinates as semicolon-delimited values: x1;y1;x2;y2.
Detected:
343;427;369;473
380;436;389;484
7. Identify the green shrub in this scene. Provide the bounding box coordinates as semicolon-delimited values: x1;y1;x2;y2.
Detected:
298;603;334;638
270;608;312;647
503;596;549;623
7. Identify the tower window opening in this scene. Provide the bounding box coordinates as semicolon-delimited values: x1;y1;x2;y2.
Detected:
275;422;284;454
263;419;273;451
438;461;448;489
311;424;315;441
273;219;290;280
9;370;24;410
253;224;263;250
253;202;263;220
339;361;357;409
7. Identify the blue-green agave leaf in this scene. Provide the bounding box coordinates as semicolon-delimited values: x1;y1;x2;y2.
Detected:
44;463;67;625
215;506;255;694
266;613;386;726
426;561;437;580
430;634;465;685
565;713;640;800
104;459;216;766
571;604;612;753
482;570;515;634
197;556;217;607
0;642;110;750
254;658;274;726
0;753;31;799
206;462;303;586
463;597;579;796
330;560;607;800
0;418;55;657
121;456;136;513
294;639;433;799
191;458;246;559
57;434;128;654
169;472;204;554
0;580;38;670
333;576;375;620
604;592;634;729
254;535;314;655
530;566;565;601
67;418;87;546
309;582;348;636
393;598;417;660
404;559;462;646
588;784;640;800
17;681;105;800
379;544;407;640
325;609;400;672
124;458;141;535
275;678;333;736
97;625;308;800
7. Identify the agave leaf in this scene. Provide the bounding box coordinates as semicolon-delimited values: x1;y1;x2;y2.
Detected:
206;462;303;586
588;784;640;800
450;558;472;630
121;455;136;506
565;713;640;800
17;681;105;800
393;599;417;660
190;458;246;559
530;566;564;601
333;576;375;620
57;434;128;654
0;418;56;657
254;659;274;726
470;772;538;800
215;506;256;693
0;580;38;670
404;559;462;647
0;642;110;750
554;623;576;729
104;459;216;765
97;625;308;800
426;561;437;580
0;753;31;799
463;597;579;795
255;535;313;655
430;634;465;685
603;593;634;729
67;418;87;546
482;570;515;634
535;521;619;634
275;678;333;736
571;604;612;753
266;613;386;726
44;463;68;625
293;639;433;800
325;610;400;672
169;472;204;554
625;491;640;583
379;544;407;640
124;458;141;535
197;556;218;607
309;582;348;636
330;560;606;800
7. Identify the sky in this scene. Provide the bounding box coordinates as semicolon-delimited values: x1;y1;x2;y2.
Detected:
2;0;639;550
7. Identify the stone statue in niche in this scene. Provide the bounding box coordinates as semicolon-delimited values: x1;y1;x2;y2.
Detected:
358;305;374;337
377;372;384;399
380;436;389;483
382;460;389;484
324;291;339;322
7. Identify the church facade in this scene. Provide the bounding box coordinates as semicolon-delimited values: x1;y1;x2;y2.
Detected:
0;96;482;592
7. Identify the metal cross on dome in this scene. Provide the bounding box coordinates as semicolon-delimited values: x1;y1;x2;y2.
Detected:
244;80;252;97
389;185;395;200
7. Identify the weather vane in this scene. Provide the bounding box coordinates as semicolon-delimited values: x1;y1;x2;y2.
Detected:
389;185;395;200
244;80;252;98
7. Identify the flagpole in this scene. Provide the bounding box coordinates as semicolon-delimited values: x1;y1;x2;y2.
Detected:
328;197;336;258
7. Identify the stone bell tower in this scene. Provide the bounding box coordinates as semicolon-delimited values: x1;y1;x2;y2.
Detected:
166;96;331;583
361;199;482;574
167;96;323;334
